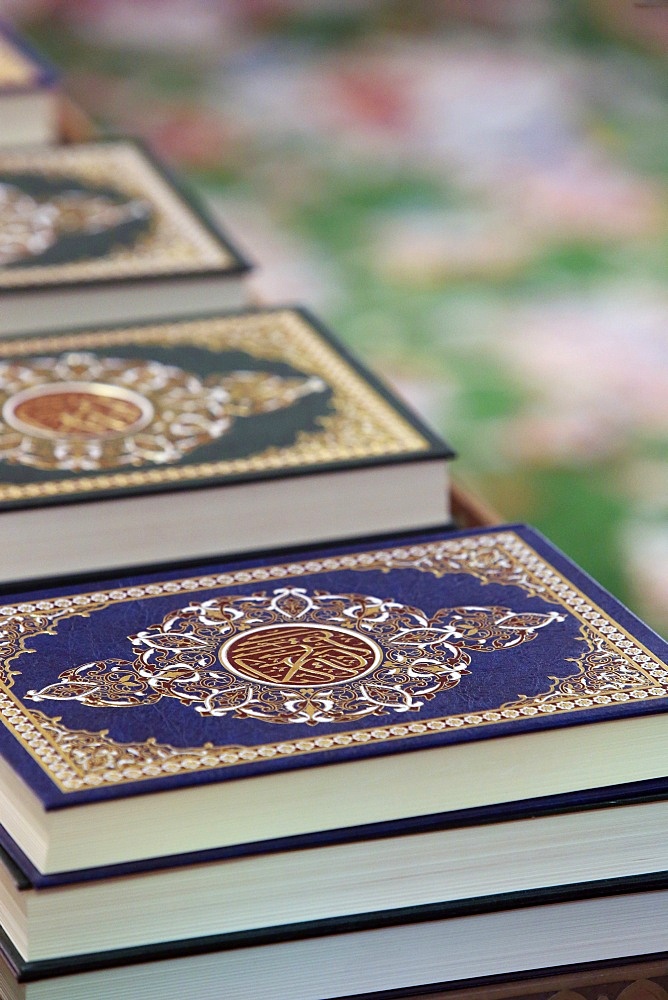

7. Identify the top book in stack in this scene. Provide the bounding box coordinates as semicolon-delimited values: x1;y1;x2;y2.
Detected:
0;22;60;148
0;139;252;334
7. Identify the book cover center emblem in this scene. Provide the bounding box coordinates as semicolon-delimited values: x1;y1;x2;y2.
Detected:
219;623;384;687
3;381;154;440
27;587;563;726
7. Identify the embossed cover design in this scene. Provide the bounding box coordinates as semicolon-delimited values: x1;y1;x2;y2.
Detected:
0;524;665;808
0;140;248;288
0;308;445;509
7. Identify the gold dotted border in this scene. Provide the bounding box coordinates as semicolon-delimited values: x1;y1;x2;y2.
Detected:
0;529;665;792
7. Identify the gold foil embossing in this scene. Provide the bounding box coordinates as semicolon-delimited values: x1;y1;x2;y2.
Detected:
0;182;152;267
0;350;326;472
28;587;563;725
1;530;663;791
220;624;383;686
0;311;429;491
0;141;235;285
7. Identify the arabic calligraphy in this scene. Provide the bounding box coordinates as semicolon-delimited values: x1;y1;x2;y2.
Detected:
4;382;152;439
220;623;382;686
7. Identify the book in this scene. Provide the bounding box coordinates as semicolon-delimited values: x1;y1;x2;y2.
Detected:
0;888;666;1000
0;139;252;334
0;307;453;583
0;523;665;880
1;794;667;963
0;24;60;148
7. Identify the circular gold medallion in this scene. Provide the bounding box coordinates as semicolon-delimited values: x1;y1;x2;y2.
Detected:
219;623;383;687
3;381;154;440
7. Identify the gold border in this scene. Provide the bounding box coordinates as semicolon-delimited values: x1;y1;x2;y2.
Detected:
0;141;234;285
0;310;429;502
0;529;665;792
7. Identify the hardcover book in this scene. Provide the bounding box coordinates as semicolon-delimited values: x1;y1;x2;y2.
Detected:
0;139;252;334
0;889;666;1000
0;24;60;148
0;307;453;582
1;795;667;963
0;524;665;880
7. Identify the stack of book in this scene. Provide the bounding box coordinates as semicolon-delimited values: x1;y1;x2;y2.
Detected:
0;21;665;1000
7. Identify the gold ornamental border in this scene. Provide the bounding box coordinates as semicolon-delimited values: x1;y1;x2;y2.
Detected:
0;140;234;286
0;36;38;87
0;310;429;503
0;529;665;792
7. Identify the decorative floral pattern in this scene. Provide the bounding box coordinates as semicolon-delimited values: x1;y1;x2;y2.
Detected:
0;142;237;287
0;311;430;501
0;530;664;791
0;181;152;267
0;350;325;471
26;586;564;725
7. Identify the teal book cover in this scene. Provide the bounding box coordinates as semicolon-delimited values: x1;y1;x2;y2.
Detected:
0;307;448;510
0;307;453;583
0;138;249;286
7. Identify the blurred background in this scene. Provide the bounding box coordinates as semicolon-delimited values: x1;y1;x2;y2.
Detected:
3;0;666;634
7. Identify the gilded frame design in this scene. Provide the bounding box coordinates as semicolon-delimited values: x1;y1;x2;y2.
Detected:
0;529;665;792
0;140;235;286
0;310;430;503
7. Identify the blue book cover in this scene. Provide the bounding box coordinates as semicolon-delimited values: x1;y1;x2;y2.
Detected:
0;523;665;875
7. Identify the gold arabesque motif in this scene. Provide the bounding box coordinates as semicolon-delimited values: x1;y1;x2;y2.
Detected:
27;587;562;725
1;530;665;791
0;349;326;472
0;181;153;268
